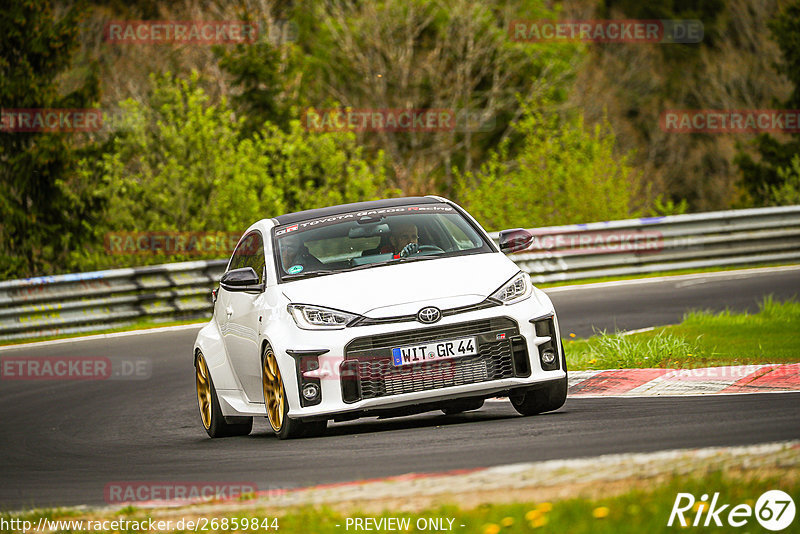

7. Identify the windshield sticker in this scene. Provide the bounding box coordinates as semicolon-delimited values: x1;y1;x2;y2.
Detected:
287;265;304;274
274;205;455;236
275;224;298;236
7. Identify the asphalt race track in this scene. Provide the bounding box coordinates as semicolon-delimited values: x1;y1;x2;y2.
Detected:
1;267;799;509
547;266;800;337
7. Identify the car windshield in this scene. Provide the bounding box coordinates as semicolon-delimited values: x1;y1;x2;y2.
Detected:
272;203;493;281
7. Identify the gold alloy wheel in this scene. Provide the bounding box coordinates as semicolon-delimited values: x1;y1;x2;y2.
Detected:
195;353;212;430
262;346;285;431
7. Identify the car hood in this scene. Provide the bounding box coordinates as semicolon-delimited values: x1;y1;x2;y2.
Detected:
280;253;519;317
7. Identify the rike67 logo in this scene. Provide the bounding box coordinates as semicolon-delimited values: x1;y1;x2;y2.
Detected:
669;490;796;531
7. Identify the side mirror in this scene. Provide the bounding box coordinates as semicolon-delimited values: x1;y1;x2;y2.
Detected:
220;267;263;292
498;228;534;253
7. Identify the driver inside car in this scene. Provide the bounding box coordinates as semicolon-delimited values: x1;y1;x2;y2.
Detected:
280;234;324;273
380;221;420;257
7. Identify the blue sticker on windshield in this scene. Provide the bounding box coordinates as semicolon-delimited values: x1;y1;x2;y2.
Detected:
287;265;304;274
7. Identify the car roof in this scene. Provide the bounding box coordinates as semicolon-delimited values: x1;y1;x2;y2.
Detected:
271;196;445;226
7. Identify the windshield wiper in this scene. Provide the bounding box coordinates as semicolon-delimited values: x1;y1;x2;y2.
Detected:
395;254;439;263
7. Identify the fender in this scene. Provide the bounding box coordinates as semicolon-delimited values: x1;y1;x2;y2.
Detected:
194;320;240;391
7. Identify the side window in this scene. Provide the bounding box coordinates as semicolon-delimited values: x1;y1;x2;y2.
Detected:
228;235;249;271
249;237;266;283
229;232;266;284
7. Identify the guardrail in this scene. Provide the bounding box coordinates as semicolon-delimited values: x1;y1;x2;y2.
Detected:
493;204;800;284
0;261;227;341
1;205;799;341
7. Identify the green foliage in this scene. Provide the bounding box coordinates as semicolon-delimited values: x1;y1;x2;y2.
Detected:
78;72;281;234
736;134;800;205
7;471;795;534
5;0;788;279
769;0;800;109
291;0;582;194
455;108;639;230
736;0;800;205
571;330;706;370
70;73;389;271
215;39;292;133
257;117;392;215
600;0;725;56
769;153;800;205
650;195;689;216
0;0;100;279
567;296;800;370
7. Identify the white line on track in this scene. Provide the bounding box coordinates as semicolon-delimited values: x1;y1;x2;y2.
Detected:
566;390;800;398
619;326;657;336
483;390;800;401
0;323;205;352
542;264;800;293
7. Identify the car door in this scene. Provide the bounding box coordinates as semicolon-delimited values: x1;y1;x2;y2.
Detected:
219;231;267;403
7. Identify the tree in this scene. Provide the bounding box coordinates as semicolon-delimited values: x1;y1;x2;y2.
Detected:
214;2;299;134
455;107;639;230
0;1;100;278
71;73;389;271
286;0;581;195
571;0;784;211
735;0;800;205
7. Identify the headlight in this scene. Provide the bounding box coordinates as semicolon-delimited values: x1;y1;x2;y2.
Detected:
287;304;360;330
489;271;532;304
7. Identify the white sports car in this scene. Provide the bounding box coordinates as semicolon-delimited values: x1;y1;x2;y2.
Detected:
194;196;566;439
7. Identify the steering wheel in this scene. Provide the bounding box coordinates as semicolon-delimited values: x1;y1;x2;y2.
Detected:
417;244;444;254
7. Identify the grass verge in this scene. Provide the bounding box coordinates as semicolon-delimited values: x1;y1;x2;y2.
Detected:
234;469;797;533
1;465;795;533
565;296;800;370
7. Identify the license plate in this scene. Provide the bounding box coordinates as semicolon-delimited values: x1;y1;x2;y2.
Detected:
391;336;477;367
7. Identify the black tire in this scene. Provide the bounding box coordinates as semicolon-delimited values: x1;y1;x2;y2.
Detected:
274;395;328;440
510;343;568;416
441;398;485;415
261;344;327;440
196;352;253;438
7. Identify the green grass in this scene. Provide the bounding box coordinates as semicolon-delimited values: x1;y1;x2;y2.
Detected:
536;262;797;288
456;471;797;534
566;296;800;370
2;470;795;533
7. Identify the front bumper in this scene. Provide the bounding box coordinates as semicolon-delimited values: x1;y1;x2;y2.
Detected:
273;293;565;419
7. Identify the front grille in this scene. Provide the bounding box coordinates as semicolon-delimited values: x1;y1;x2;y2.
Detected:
346;317;515;353
341;317;520;402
